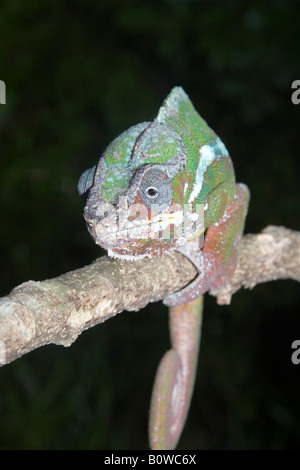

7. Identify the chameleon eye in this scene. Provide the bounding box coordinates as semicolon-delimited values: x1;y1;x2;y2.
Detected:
139;168;173;210
78;165;96;198
145;187;158;198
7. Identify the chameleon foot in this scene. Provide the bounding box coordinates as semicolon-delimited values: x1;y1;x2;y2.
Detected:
164;183;249;307
163;249;225;307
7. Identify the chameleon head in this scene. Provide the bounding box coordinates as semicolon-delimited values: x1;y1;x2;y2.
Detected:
78;119;188;259
78;86;216;259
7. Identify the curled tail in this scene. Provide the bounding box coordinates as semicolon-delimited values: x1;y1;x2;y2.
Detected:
149;296;203;450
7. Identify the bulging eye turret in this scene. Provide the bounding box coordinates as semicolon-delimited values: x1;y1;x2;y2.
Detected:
78;166;96;198
139;168;173;209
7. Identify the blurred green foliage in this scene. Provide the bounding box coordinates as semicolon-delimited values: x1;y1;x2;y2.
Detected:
0;0;299;449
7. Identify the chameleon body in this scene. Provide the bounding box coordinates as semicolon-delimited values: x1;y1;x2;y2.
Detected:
78;87;249;449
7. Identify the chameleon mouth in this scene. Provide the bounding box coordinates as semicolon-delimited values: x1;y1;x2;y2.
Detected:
106;238;178;260
90;208;185;241
84;208;185;259
85;201;204;259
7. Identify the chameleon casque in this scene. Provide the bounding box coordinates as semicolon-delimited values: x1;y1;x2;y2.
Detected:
78;87;250;450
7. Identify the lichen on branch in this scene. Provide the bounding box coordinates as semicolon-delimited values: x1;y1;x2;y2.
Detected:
0;225;299;366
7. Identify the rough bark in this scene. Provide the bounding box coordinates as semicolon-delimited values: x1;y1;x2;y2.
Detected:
0;225;299;366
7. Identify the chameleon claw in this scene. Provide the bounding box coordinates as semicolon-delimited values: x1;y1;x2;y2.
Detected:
163;249;222;307
149;297;203;450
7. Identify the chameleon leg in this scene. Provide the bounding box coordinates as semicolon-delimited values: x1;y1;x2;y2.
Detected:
149;296;203;450
164;183;249;306
202;183;250;291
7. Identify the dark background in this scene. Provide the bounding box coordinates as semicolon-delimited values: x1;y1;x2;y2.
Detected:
0;0;299;450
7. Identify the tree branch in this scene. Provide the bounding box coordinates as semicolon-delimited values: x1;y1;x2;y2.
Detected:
0;225;299;366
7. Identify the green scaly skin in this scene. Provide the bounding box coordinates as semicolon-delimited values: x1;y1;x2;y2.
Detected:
78;87;250;449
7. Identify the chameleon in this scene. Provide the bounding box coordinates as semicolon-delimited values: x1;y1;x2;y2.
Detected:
78;87;250;450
